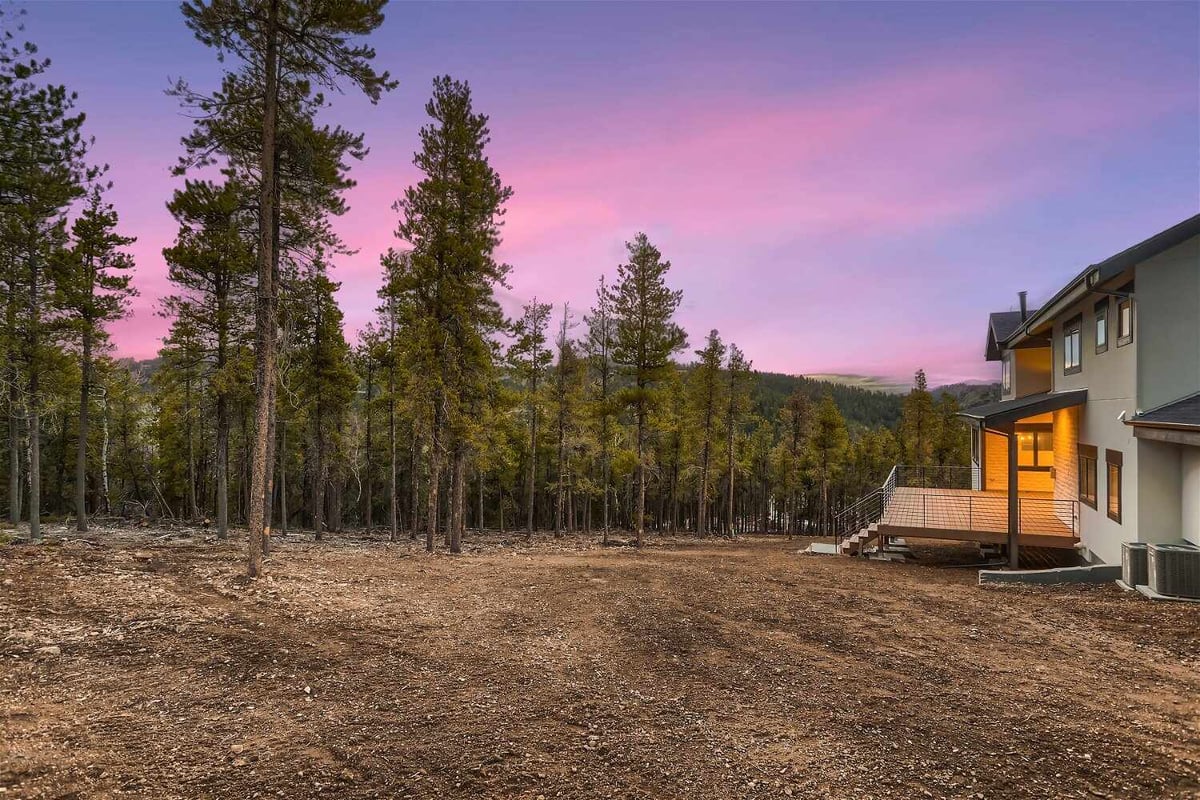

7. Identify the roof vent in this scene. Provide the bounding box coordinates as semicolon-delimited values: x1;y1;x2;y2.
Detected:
1018;291;1028;322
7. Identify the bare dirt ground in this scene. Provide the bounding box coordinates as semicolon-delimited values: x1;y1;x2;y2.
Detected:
2;526;1198;800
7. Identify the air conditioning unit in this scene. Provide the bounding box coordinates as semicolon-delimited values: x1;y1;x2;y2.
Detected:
1121;542;1148;587
1147;544;1200;599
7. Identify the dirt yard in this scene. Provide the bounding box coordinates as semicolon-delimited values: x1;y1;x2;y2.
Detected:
2;527;1198;800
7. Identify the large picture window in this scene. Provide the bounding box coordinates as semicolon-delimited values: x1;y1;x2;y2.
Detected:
1078;444;1097;509
1064;315;1082;374
1106;449;1122;523
1094;300;1108;354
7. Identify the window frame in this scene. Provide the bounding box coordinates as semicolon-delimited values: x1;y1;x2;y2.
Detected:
1094;299;1108;354
1063;315;1083;375
1001;354;1012;394
1116;297;1133;348
1077;444;1097;509
1015;423;1053;472
1106;449;1123;523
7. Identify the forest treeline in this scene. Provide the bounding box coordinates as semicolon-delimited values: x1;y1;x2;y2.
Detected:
0;3;971;572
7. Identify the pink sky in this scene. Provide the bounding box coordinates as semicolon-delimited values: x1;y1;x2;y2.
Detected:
33;2;1200;385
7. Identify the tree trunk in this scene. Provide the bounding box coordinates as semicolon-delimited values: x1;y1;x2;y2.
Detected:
185;372;198;520
425;406;441;553
450;446;464;554
364;361;373;534
216;394;229;539
247;0;280;578
74;330;91;531
279;419;288;537
525;381;537;540
312;415;326;541
635;400;646;547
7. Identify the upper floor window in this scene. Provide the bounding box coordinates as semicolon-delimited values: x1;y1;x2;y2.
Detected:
1001;355;1012;393
1094;299;1108;353
1063;315;1082;375
1116;297;1133;347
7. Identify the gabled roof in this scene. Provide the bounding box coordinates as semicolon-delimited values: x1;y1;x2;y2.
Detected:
958;389;1088;428
986;310;1038;361
997;214;1200;349
1126;392;1200;431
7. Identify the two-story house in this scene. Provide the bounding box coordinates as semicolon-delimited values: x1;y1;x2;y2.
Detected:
961;214;1200;566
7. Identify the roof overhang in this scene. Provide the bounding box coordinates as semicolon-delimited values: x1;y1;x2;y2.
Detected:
1124;392;1200;442
1000;214;1200;347
958;389;1088;429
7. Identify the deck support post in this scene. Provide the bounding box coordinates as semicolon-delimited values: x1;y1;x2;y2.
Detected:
1005;424;1019;569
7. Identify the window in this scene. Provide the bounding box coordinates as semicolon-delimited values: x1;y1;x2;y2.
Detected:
1117;297;1133;347
1001;355;1012;393
1016;425;1053;470
1078;444;1097;508
1106;449;1122;523
1094;300;1108;353
1063;316;1082;374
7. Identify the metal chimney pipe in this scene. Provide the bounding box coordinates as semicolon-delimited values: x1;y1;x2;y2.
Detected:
1018;291;1028;321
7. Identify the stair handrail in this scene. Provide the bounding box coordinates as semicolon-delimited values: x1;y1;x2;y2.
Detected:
835;464;898;541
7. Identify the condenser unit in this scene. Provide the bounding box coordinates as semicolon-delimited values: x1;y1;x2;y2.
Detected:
1121;542;1148;587
1147;543;1200;599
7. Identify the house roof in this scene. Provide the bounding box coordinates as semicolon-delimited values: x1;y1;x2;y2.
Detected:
958;389;1088;428
997;214;1200;348
1126;392;1200;431
986;310;1040;361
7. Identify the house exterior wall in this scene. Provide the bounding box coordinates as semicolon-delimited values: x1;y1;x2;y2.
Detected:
1014;347;1052;398
1136;439;1182;547
984;431;1007;492
1135;237;1200;412
1183;447;1200;547
1049;275;1139;564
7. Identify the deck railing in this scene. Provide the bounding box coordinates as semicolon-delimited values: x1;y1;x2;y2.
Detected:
835;464;1078;547
883;492;1079;538
895;464;981;491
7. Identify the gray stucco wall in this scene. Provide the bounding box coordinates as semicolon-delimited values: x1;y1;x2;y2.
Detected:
1050;277;1139;565
1137;438;1182;545
1136;235;1200;412
1184;447;1200;547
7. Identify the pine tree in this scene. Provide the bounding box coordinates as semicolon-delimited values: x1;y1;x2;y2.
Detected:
900;368;937;480
53;187;136;531
582;275;616;542
690;329;725;535
389;76;512;553
609;233;687;546
161;180;255;539
724;344;753;536
510;299;551;538
0;13;94;540
807;394;849;540
179;0;394;576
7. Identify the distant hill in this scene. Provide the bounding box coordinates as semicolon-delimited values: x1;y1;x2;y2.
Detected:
753;371;904;430
753;372;1002;430
802;373;911;395
935;381;1001;408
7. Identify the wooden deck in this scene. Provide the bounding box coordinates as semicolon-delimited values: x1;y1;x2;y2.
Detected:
877;487;1079;549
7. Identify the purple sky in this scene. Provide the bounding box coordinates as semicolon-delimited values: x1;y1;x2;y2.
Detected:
24;1;1200;384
